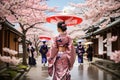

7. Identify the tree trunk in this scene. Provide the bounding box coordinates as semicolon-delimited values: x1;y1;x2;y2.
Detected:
22;34;27;65
35;44;39;57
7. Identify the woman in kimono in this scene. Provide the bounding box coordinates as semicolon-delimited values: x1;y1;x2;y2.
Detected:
86;44;93;62
76;42;85;64
47;21;76;80
27;43;36;66
39;41;48;66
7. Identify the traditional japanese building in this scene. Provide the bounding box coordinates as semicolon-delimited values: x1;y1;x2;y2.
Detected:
0;20;23;68
84;17;120;60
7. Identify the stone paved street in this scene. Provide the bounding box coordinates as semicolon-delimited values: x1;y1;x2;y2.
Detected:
22;56;120;80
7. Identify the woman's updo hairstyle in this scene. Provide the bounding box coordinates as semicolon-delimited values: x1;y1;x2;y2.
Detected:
57;21;67;32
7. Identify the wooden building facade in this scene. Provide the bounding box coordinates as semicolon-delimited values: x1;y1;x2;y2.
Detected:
85;18;120;60
0;20;22;68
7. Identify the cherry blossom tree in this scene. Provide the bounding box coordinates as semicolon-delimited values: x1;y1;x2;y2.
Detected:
0;0;58;65
68;27;85;39
70;0;120;28
26;27;54;56
0;47;22;68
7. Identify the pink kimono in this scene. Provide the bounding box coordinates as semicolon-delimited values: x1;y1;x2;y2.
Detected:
47;32;76;80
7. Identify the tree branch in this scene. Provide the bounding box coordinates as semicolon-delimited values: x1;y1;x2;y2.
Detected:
25;22;45;32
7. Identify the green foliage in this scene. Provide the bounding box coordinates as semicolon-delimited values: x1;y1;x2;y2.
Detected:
0;67;22;79
73;38;77;46
17;64;28;70
0;64;28;80
3;70;18;78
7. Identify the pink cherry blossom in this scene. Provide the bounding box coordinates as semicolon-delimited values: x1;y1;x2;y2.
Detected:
108;36;118;42
70;0;120;28
110;50;120;63
0;48;21;65
103;38;107;43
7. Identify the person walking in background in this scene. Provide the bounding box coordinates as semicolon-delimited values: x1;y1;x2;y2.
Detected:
76;42;85;64
39;41;48;66
86;44;93;62
27;43;36;66
47;21;76;80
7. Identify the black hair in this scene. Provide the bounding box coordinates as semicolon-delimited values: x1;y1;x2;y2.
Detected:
79;42;81;44
29;42;32;45
43;41;46;44
57;21;67;32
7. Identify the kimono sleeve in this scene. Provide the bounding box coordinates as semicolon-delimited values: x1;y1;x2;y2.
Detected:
82;47;85;53
31;47;35;52
39;45;43;53
76;45;79;54
66;37;76;70
47;37;58;76
47;37;58;61
46;45;48;53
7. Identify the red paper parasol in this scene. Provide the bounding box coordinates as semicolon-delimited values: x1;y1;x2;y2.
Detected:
39;36;51;41
46;14;82;26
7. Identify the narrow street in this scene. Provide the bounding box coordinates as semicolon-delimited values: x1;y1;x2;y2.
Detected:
22;56;119;80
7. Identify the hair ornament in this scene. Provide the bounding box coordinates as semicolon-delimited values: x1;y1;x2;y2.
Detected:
62;24;66;26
